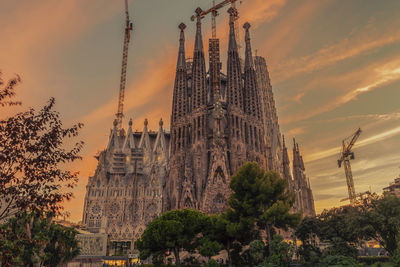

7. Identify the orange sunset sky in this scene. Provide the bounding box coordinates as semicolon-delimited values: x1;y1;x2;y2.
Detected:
1;0;400;222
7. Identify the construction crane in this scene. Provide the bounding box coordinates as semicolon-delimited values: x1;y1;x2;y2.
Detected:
340;190;371;203
115;0;133;131
338;128;362;204
190;0;241;39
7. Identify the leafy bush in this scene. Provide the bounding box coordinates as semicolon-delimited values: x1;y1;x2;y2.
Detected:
319;255;363;267
358;256;391;265
370;262;394;267
204;259;219;267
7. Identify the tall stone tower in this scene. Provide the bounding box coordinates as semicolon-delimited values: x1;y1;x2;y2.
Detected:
254;56;283;175
164;8;267;214
292;139;316;217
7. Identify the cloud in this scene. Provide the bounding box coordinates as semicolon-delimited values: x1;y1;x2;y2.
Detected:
257;0;330;66
281;57;400;124
306;125;400;162
273;21;400;82
286;126;306;136
239;0;288;27
79;48;176;126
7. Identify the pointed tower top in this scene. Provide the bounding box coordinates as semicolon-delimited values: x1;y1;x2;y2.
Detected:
179;22;186;31
194;7;204;52
144;118;148;126
195;7;203;16
228;7;238;52
159;118;164;127
123;118;135;150
177;23;187;70
244;22;254;69
107;119;120;150
282;135;286;147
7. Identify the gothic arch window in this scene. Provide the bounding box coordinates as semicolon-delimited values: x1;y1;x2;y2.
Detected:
115;179;119;188
97;180;101;187
184;197;192;208
214;193;224;205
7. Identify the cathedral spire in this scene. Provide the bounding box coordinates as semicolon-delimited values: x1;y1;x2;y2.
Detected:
282;135;293;190
194;8;204;52
171;23;188;124
243;22;261;119
107;119;120;150
292;138;316;217
226;7;243;110
228;7;238;52
177;23;186;71
191;7;207;109
139;119;151;152
123;118;135;150
244;22;254;70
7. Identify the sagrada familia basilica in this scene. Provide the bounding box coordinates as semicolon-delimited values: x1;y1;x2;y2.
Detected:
81;7;315;252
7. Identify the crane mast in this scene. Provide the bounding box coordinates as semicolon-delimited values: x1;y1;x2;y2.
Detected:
338;128;362;204
116;0;133;131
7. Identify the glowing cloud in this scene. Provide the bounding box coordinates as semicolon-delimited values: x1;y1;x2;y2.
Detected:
307;125;400;162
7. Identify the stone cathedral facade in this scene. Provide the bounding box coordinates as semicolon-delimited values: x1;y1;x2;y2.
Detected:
81;7;315;253
81;119;169;253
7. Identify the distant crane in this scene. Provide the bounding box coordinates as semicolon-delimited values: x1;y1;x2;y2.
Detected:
115;0;133;131
190;0;241;39
337;128;362;204
340;190;371;204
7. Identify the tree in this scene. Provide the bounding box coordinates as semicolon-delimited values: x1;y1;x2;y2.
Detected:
295;216;320;246
366;194;400;256
135;209;208;266
0;211;80;266
229;162;301;254
295;204;372;263
318;205;374;258
0;72;83;266
202;212;255;265
248;240;265;266
198;237;223;261
319;255;363;267
0;72;83;221
0;72;21;107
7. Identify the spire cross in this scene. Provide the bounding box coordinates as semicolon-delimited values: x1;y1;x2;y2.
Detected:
243;22;254;69
195;7;203;22
228;7;238;19
179;22;186;32
243;21;251;31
